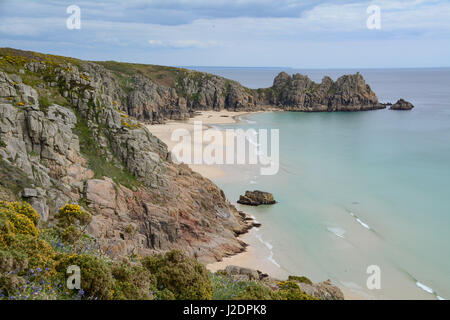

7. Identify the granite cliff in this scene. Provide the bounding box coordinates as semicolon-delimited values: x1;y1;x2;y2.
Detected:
257;71;385;111
0;48;257;264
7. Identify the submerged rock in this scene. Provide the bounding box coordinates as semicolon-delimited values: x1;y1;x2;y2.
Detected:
237;190;276;206
390;99;414;110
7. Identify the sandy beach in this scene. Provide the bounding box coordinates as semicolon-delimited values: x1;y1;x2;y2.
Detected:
146;109;363;300
146;110;255;179
147;110;284;273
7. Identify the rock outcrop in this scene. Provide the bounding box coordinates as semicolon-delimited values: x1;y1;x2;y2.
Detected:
237;190;276;206
0;49;257;263
219;265;344;300
390;99;414;110
257;72;385;112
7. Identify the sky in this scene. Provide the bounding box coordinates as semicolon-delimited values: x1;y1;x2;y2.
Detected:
0;0;449;68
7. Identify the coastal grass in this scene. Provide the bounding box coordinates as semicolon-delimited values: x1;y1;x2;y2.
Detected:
73;111;140;190
96;60;187;88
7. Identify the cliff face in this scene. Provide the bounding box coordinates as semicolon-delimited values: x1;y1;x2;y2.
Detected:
0;48;254;263
94;64;384;119
257;71;384;111
91;60;258;123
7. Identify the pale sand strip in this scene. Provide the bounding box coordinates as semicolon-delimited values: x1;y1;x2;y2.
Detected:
146;110;362;300
146;110;253;179
206;229;289;280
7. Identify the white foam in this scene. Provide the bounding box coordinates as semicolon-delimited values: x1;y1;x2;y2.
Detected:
250;180;257;184
268;251;280;268
437;296;445;300
327;227;346;239
356;218;371;230
254;231;277;265
416;281;434;294
264;241;273;250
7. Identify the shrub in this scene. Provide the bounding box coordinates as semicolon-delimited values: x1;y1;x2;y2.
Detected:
55;253;113;300
7;234;55;270
0;273;26;298
210;273;254;300
288;275;313;285
142;250;213;300
55;204;91;249
38;95;51;108
153;288;176;300
111;262;155;300
55;204;91;229
0;249;28;273
0;201;40;248
276;281;317;300
0;201;40;226
0;201;55;272
232;282;279;300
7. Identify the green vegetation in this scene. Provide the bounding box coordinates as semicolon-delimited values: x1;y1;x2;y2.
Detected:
0;201;211;300
0;200;318;300
288;275;313;285
233;281;280;300
73;111;140;189
96;60;187;88
142;250;213;300
276;281;317;300
327;84;337;95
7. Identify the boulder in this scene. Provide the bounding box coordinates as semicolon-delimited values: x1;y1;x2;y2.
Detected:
237;190;276;206
221;265;266;281
390;99;414;110
297;279;345;300
21;188;37;198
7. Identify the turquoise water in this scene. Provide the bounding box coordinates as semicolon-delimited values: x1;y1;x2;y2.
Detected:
203;68;450;299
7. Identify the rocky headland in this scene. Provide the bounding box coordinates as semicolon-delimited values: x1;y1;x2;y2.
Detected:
0;47;410;300
0;48;254;264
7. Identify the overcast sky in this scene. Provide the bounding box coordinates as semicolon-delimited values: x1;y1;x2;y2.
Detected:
0;0;449;68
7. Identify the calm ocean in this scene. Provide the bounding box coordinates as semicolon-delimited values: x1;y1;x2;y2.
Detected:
189;67;450;300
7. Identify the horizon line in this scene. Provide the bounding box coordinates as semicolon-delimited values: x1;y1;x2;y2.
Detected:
179;65;450;70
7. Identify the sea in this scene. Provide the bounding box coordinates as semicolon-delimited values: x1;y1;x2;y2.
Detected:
188;66;450;300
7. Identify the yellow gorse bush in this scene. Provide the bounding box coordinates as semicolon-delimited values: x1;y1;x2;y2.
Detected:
55;204;91;227
0;201;40;225
0;201;40;245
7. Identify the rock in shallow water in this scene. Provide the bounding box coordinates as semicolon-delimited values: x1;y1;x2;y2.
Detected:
237;190;276;206
390;99;414;110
